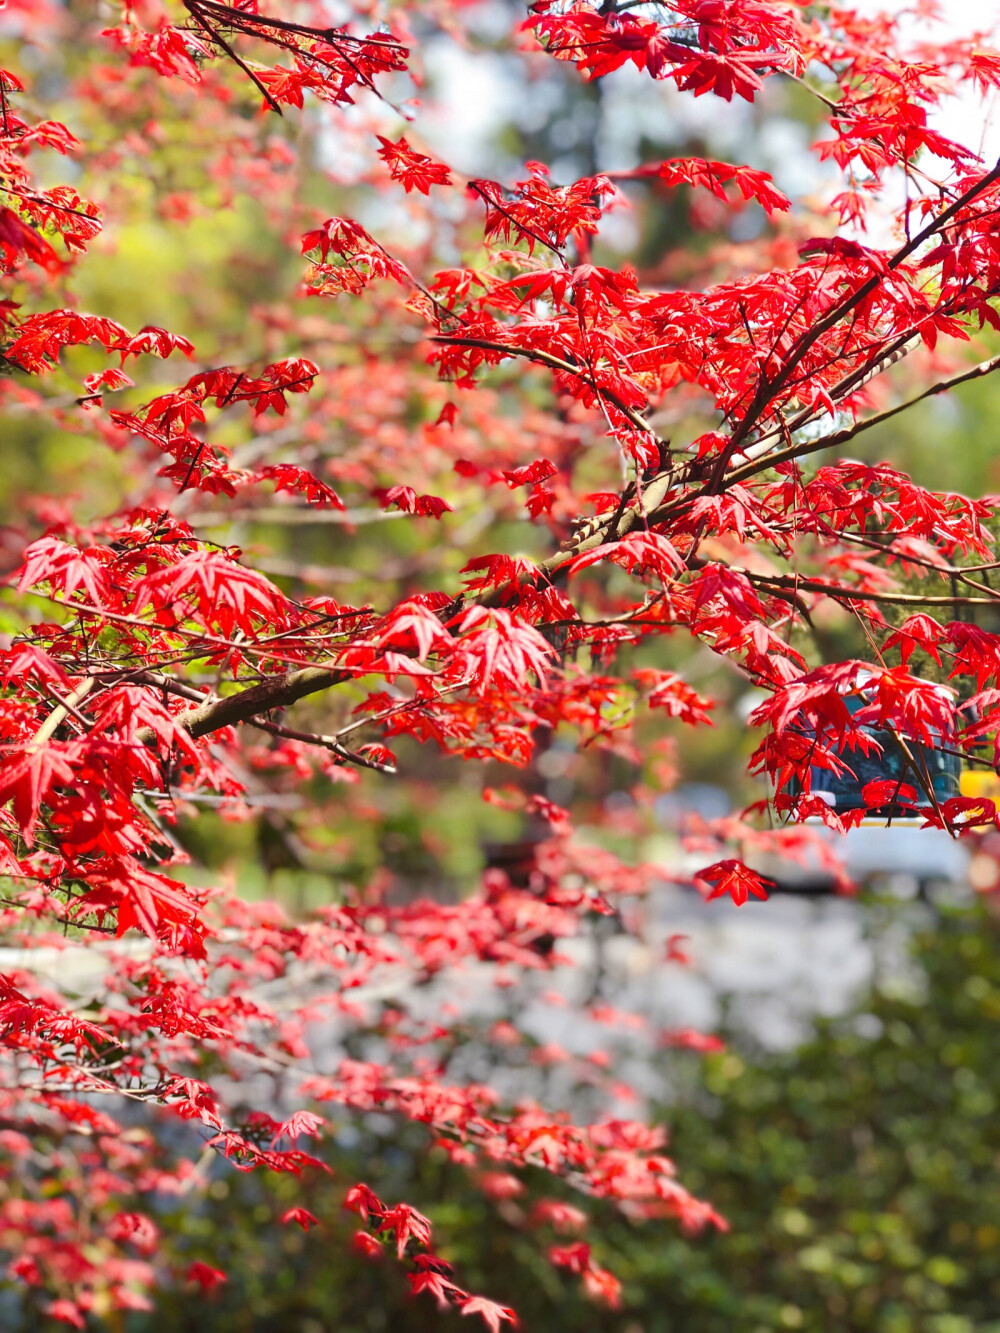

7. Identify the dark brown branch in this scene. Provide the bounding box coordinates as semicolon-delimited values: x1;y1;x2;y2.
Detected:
185;3;283;113
191;0;403;50
246;716;396;773
136;665;350;745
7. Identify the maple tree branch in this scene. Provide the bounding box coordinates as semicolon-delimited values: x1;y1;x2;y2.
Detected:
467;182;564;259
40;594;352;676
725;348;1000;486
740;569;998;608
734;267;1000;461
141;543;996;754
190;0;403;48
246;716;396;773
76;350;1000;755
0;894;118;935
29;678;95;750
326;677;474;742
181;0;406;113
780;157;1000;378
706;156;1000;488
640;348;1000;534
481;336;946;576
828;530;1000;591
124;672;208;706
136;665;350;744
2;184;99;223
184;4;283;113
429;335;659;439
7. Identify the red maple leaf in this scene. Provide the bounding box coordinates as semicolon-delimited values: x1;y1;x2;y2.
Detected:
458;1295;519;1332
186;1262;227;1292
376;135;452;193
694;859;771;906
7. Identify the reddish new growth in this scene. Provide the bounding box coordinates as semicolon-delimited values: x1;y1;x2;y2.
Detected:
2;0;1000;1325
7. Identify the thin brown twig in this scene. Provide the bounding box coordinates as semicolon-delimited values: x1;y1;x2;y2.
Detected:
246;716;396;773
428;334;658;439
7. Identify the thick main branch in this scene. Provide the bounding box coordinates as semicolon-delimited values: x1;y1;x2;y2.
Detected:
141;665;349;744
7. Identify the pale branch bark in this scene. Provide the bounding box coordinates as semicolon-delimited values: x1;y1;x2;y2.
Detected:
29;678;95;750
738;568;999;608
731;330;922;465
473;467;686;611
642;354;1000;535
775;159;1000;395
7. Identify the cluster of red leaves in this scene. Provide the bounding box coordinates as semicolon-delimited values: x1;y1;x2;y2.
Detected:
524;0;803;98
102;1;408;114
619;155;790;216
347;1183;517;1328
377;135;452;194
107;357;323;493
0;67;102;286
